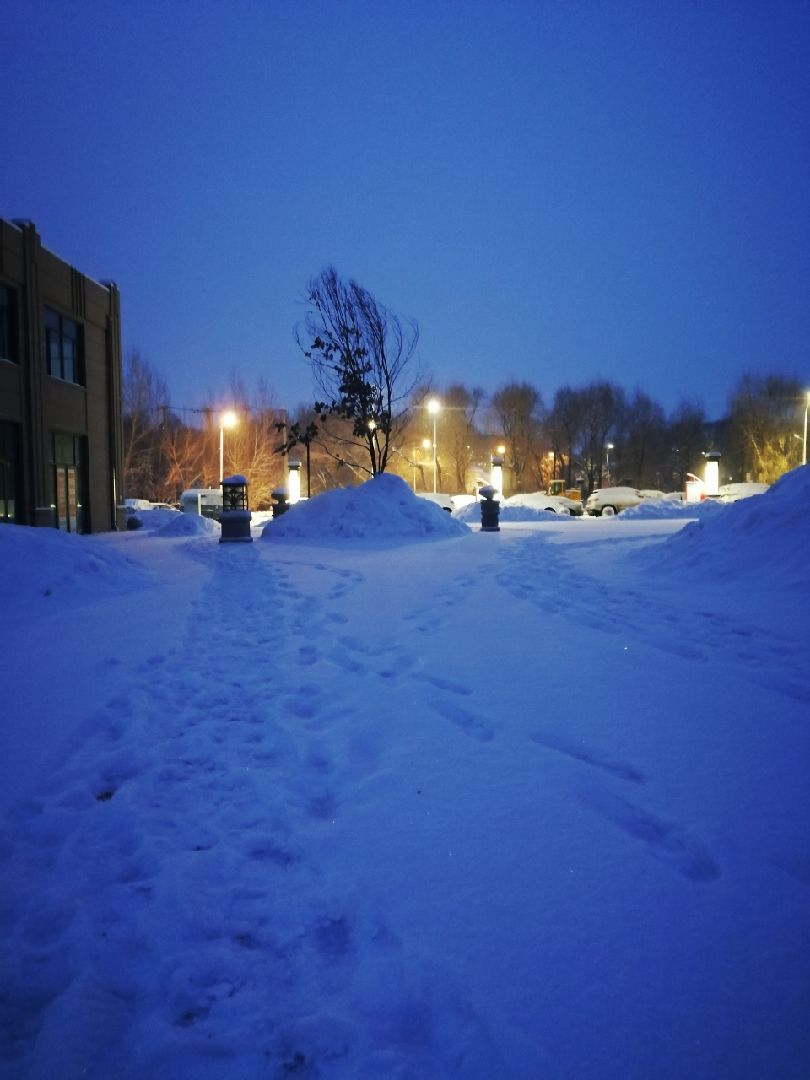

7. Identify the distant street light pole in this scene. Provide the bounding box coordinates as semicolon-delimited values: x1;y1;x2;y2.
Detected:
420;438;431;491
219;410;237;482
427;398;441;493
606;442;614;484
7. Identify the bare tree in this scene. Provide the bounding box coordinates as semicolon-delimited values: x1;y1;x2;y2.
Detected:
297;267;421;476
578;381;625;492
122;349;171;500
729;372;804;482
665;399;709;489
491;382;544;493
620;389;666;488
548;386;586;489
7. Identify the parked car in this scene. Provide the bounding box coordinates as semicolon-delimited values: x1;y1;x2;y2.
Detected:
503;492;583;516
717;482;770;503
585;486;643;516
416;492;454;512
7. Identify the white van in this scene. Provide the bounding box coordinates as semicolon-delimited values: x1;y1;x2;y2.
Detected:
180;488;223;519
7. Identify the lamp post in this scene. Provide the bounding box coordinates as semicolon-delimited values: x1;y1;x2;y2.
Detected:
427;398;441;493
219;410;237;482
419;438;431;491
804;391;809;466
606;442;614;484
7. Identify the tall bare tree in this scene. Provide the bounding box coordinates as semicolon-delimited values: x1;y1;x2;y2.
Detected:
121;349;171;500
578;381;625;492
548;386;587;488
729;372;804;482
491;382;544;493
620;389;666;488
666;399;709;489
297;267;421;477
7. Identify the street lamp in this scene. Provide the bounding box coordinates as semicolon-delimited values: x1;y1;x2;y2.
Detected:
804;391;809;466
418;438;431;491
219;410;237;482
427;398;441;493
606;442;614;484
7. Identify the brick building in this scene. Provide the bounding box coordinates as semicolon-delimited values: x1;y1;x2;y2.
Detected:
0;219;124;533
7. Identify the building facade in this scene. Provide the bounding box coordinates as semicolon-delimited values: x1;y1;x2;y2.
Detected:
0;219;124;533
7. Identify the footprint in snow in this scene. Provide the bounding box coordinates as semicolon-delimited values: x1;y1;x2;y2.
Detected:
430;699;495;743
413;672;472;696
581;789;720;883
529;730;646;784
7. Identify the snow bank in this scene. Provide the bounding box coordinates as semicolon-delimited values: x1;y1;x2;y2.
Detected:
646;465;810;585
125;508;182;532
620;498;722;521
154;513;221;538
261;473;470;542
0;524;152;603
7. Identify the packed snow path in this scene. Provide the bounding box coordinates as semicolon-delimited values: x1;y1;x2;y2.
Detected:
2;499;809;1078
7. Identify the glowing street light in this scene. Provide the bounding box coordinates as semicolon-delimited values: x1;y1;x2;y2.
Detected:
219;410;237;482
606;442;614;484
427;398;441;493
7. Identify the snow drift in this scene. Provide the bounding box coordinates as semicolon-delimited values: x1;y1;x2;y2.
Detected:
645;464;810;585
262;473;470;542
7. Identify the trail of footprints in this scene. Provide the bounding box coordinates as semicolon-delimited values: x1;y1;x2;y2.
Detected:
0;549;402;1071
495;533;810;704
2;538;746;1072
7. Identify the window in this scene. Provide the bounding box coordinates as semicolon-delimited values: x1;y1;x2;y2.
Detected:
44;308;83;384
0;421;20;523
0;286;14;362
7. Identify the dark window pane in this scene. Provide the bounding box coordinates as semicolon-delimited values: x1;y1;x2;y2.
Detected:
54;433;75;464
48;330;61;377
63;337;75;383
0;287;10;361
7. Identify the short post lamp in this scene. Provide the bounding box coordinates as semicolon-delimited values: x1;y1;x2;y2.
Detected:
288;459;302;505
219;410;237;482
479;484;501;532
219;474;252;544
703;451;721;497
427;398;441;493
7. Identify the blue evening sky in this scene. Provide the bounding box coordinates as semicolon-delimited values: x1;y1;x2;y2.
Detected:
3;0;809;420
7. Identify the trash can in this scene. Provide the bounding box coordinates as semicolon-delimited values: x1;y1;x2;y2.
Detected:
219;475;253;543
479;484;501;532
272;487;290;517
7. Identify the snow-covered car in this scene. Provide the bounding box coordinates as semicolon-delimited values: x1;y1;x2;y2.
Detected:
717;482;770;503
503;492;583;516
585;486;643;516
416;492;454;512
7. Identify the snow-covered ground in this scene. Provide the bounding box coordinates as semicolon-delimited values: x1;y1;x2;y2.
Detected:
1;470;809;1079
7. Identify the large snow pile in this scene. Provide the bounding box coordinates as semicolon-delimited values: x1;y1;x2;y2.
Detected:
645;465;810;585
0;524;151;603
154;513;221;538
126;508;183;532
620;497;723;521
262;473;470;542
